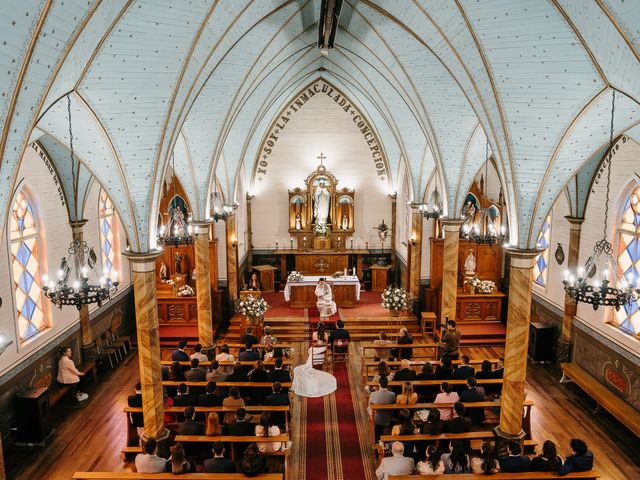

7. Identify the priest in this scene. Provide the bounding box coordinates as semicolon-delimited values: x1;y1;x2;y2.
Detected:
315;278;337;322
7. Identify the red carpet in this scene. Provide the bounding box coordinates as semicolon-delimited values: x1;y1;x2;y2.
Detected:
303;396;328;479
263;292;305;318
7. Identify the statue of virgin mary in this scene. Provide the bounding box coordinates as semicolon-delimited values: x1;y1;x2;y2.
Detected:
313;181;331;225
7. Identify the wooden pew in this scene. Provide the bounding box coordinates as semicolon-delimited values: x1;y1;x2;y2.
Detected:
560;363;640;438
216;343;294;353
361;358;501;382
162;381;291;389
369;400;533;442
379;432;537;452
360;342;439;360
49;361;97;406
388;473;600;479
74;473;283;479
175;435;290;478
161;360;292;368
367;378;503;388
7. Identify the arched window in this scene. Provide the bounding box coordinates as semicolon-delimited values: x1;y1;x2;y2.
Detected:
613;186;640;335
533;215;551;287
9;190;48;341
98;189;118;278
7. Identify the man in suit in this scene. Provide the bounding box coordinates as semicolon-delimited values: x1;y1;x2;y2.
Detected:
173;383;196;407
206;360;229;382
444;402;472;433
198;381;224;407
458;376;486;425
239;328;258;347
190;343;209;363
265;382;290;427
227;407;255;436
395;327;413;361
135;437;167;473
238;343;260;362
268;358;291;383
171;340;189;362
127;382;144;439
500;441;531;473
328;320;350;356
453;355;475;380
203;442;236;473
375;441;414;480
184;358;206;382
393;359;417;381
559;438;594;476
179;406;204;435
368;376;396;441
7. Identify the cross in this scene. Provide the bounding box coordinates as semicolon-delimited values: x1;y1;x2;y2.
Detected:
314;258;330;272
317;152;327;166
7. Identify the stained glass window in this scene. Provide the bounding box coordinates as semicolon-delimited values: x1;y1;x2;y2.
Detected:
99;189;117;278
533;215;551;287
614;187;640;335
10;190;48;341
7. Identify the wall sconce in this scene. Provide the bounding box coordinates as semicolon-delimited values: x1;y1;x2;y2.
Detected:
410;233;417;245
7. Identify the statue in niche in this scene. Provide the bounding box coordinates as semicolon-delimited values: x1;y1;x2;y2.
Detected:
313;181;331;225
295;214;302;231
159;262;168;281
464;248;476;276
461;200;477;234
175;252;182;275
341;214;348;230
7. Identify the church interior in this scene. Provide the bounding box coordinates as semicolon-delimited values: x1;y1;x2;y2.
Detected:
1;1;640;479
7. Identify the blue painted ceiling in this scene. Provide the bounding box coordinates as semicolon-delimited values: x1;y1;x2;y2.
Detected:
1;0;639;251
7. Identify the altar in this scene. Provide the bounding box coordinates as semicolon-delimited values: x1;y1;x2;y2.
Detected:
284;275;360;308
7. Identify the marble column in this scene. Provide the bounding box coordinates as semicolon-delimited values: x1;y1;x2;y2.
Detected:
226;214;239;300
561;217;584;343
495;248;539;443
192;221;214;349
123;251;168;443
69;220;93;351
440;219;464;323
408;207;423;298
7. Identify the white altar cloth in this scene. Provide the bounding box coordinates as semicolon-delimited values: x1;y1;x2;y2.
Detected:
284;275;361;301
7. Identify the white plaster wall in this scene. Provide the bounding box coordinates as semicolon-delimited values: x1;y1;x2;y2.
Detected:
395;161;411;263
235;165;249;264
533;138;640;356
0;148;131;376
213;218;227;281
250;92;392;249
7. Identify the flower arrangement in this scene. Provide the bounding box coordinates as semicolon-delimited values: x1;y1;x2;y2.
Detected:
464;276;496;294
164;279;175;285
313;223;330;236
237;295;269;318
287;271;304;282
177;284;194;296
381;285;410;311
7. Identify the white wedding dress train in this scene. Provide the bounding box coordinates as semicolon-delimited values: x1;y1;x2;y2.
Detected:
290;347;337;398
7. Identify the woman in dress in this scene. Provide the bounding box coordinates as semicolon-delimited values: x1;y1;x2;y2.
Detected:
291;341;337;398
441;440;470;474
311;322;329;343
415;445;445;475
57;346;88;402
470;441;500;474
396;381;418;404
434;382;459;421
255;412;283;453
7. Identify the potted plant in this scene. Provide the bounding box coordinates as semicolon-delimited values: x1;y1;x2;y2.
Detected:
381;285;409;316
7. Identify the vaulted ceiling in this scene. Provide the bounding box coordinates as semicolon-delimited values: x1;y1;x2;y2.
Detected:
2;0;640;251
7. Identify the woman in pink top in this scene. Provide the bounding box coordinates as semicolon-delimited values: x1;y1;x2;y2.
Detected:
57;346;88;402
434;382;459;421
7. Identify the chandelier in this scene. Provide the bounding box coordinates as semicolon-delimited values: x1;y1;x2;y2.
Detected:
420;185;442;219
157;152;194;246
42;95;119;310
210;190;233;222
462;139;506;245
563;90;639;310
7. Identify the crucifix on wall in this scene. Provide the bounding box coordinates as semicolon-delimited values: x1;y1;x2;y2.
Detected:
317;152;327;166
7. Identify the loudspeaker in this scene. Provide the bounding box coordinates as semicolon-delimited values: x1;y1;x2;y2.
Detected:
528;322;555;363
15;387;52;444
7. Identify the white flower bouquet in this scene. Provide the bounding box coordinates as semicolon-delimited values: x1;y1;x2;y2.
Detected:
464;275;495;293
381;285;410;311
237;295;269;318
288;271;304;282
177;284;194;296
313;224;330;236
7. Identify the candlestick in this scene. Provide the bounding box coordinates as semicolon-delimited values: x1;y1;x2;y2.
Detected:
290;236;293;249
366;240;369;250
275;241;279;251
350;237;353;249
343;268;347;277
352;267;356;276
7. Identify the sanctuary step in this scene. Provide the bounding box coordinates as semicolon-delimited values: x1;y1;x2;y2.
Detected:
435;321;506;346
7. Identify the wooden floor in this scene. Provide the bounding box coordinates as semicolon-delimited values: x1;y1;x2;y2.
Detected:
6;345;640;479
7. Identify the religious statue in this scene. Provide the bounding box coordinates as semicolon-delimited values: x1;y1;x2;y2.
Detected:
315;278;336;321
464;248;476;276
159;262;168;281
341;214;348;230
295;213;302;231
175;252;182;275
313;181;331;225
461;200;477;234
191;267;196;281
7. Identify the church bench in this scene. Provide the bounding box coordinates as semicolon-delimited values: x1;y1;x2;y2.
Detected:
162;381;291;388
379;432;537;453
160;360;292;367
560;363;640;438
73;473;283;479
388;472;599;479
360;342;439;360
215;343;294;352
361;358;501;382
369;400;533;442
49;360;97;406
367;378;503;388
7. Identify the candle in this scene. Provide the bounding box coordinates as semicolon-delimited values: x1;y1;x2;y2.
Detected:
303;236;307;241
352;267;356;276
344;268;347;277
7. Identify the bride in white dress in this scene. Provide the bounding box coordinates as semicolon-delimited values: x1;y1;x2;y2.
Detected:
291;342;337;398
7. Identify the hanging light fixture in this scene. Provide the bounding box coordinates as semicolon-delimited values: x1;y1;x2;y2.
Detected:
420;184;442;220
210;188;233;222
42;95;119;310
157;152;194;246
563;90;640;310
462;138;506;245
